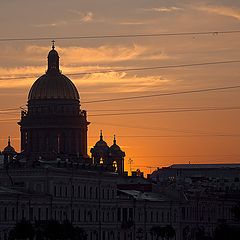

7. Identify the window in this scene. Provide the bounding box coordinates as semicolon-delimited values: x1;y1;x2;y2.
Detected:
38;208;41;220
30;207;33;221
102;212;105;222
21;209;25;220
150;211;153;222
122;208;127;221
90;187;92;199
102;189;104;199
117;208;121;222
112;190;115;199
84;186;86;199
182;207;186;221
54;186;57;197
71;209;75;222
59;186;62;197
46;208;49;220
78;209;81;222
95;187;98;199
129;208;133;221
72;185;75;197
96;210;98;222
11;207;15;221
65;186;68;197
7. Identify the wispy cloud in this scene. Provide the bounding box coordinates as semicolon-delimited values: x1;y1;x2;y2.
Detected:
22;44;172;65
0;65;173;93
33;11;94;28
118;21;146;26
0;44;174;91
68;10;94;23
74;72;172;93
197;5;240;21
141;6;183;13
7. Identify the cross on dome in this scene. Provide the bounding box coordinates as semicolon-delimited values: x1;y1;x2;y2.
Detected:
51;40;55;50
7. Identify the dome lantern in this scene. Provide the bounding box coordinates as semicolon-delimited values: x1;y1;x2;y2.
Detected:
47;40;60;73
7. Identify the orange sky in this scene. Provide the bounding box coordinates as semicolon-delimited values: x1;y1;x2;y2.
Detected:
0;0;240;174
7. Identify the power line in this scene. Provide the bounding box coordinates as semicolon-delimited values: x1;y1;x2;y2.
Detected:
83;85;240;104
0;108;20;111
0;30;240;42
70;60;240;76
0;119;18;122
1;106;240;118
1;105;240;114
1;59;240;81
92;122;232;135
88;106;240;116
89;134;240;138
1;104;240;122
129;154;240;158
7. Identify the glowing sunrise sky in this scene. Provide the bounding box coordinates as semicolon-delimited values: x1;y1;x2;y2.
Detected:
0;0;240;174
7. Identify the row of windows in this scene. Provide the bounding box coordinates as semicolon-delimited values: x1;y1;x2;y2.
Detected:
0;206;174;225
0;206;116;223
53;185;115;200
181;205;234;221
28;105;80;115
117;207;175;223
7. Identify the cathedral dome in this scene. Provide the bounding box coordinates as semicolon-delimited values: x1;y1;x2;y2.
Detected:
28;73;79;100
28;43;79;101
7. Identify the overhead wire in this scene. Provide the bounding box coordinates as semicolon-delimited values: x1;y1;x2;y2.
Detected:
1;59;240;81
0;30;240;42
88;106;240;116
82;85;240;104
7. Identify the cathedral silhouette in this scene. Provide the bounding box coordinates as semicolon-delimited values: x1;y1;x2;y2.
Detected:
4;43;125;174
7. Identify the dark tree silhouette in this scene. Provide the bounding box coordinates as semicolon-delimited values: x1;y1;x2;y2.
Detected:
150;226;166;240
36;220;87;240
44;220;62;240
165;225;176;240
8;220;35;240
213;223;240;240
195;227;212;240
73;227;88;240
232;203;240;221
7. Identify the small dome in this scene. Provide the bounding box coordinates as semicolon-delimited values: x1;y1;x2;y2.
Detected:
3;137;16;155
94;130;108;148
28;44;79;101
109;135;121;152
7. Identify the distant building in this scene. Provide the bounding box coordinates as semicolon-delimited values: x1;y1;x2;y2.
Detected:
151;164;240;192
